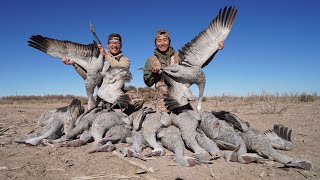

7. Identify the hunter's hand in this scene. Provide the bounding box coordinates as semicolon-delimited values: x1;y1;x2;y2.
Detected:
151;60;161;74
61;57;74;65
218;41;224;50
98;44;107;56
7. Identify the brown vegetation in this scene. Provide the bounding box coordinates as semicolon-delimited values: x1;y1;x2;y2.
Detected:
0;92;319;179
2;90;317;105
0;95;87;105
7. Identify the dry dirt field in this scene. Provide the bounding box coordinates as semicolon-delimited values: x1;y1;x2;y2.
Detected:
0;96;319;180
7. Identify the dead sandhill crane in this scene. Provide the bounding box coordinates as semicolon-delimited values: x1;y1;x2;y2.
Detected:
162;6;237;111
97;67;132;109
206;111;313;170
15;99;83;145
28;35;102;110
28;35;131;110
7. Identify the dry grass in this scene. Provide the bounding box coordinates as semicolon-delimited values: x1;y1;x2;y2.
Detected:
203;92;319;114
0;91;318;115
0;94;87;105
136;87;319;103
206;92;318;104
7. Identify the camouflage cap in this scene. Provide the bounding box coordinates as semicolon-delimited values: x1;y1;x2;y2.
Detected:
155;30;170;40
108;33;122;42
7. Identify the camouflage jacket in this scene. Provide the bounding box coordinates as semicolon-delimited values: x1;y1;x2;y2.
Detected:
143;47;180;87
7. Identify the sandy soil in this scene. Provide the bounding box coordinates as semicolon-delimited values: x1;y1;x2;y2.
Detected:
0;99;319;180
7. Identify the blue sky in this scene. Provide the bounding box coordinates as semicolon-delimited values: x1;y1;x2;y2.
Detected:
1;0;319;97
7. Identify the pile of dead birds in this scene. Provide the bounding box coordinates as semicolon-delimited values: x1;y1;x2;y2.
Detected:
15;98;313;171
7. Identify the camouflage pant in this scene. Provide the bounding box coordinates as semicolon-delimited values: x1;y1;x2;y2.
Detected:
155;81;168;112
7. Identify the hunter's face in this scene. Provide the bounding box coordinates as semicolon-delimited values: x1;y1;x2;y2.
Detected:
155;36;170;53
107;40;122;55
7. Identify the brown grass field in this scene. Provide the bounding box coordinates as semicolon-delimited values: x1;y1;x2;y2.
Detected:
0;93;319;180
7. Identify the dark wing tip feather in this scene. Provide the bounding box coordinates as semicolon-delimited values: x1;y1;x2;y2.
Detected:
283;126;288;137
264;129;272;134
273;124;293;142
116;94;130;109
164;97;180;111
221;6;228;27
164;90;190;111
226;7;234;29
224;6;232;27
279;125;285;139
274;124;279;132
220;6;238;29
178;49;185;60
288;128;292;142
230;8;238;28
211;110;230;120
125;71;133;82
28;35;50;53
28;34;99;59
218;7;223;24
28;42;46;52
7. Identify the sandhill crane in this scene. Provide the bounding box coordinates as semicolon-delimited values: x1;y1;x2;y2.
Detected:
15;99;83;145
28;35;131;110
170;110;212;161
162;6;237;111
28;35;102;110
158;125;198;167
97;67;132;109
203;111;313;170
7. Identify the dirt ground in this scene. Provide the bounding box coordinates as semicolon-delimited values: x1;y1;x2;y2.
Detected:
0;98;319;180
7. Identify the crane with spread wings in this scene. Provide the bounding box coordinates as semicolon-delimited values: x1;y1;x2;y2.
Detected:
162;6;238;111
28;33;130;110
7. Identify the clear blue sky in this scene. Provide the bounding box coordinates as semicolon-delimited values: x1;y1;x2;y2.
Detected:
1;0;319;97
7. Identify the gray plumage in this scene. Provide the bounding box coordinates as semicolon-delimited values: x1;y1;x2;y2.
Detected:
142;112;171;157
264;124;293;150
162;6;237;111
63;110;132;153
158;125;198;167
52;107;108;145
28;35;103;110
58;130;93;147
15;99;83;145
91;125;132;153
122;130;147;157
171;110;211;161
162;73;197;110
66;107;103;139
100;125;132;144
90;111;132;150
217;112;313;170
179;6;237;68
132;107;155;131
195;131;221;158
218;111;250;132
241;128;312;170
199;112;248;163
97;67;132;109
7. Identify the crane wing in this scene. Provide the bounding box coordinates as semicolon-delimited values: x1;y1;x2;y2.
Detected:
179;6;237;68
162;73;196;110
264;124;293;150
97;68;132;106
28;35;99;62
